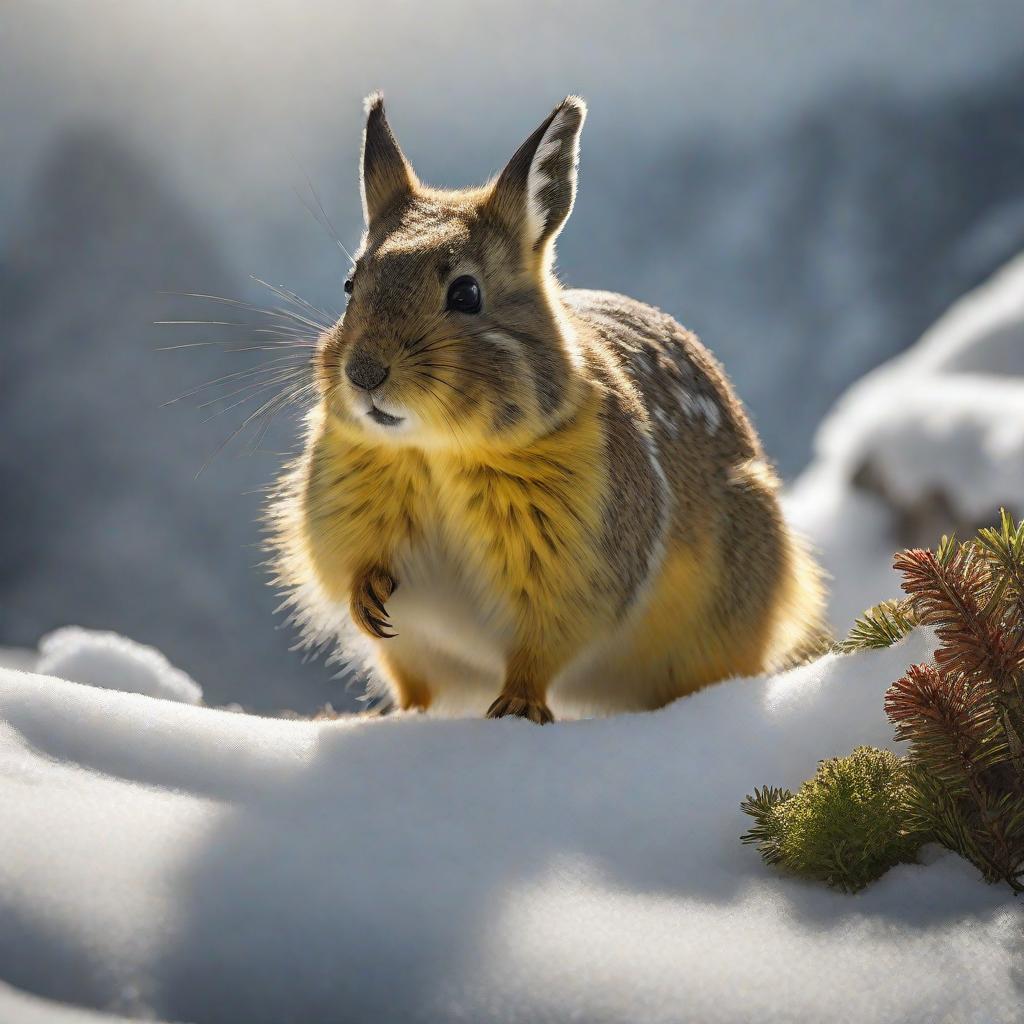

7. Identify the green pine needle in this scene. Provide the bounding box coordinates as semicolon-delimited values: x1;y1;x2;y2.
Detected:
834;599;919;654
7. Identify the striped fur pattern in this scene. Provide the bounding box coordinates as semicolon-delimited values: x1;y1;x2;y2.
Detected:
269;95;827;721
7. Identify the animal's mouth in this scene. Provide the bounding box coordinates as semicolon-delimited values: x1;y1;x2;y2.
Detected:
367;405;404;427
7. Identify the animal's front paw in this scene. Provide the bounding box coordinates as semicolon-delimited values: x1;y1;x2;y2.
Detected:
486;694;554;725
350;567;397;639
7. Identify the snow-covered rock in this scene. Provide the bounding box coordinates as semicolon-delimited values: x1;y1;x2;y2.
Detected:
36;627;202;705
906;252;1024;378
0;628;1019;1024
788;253;1024;630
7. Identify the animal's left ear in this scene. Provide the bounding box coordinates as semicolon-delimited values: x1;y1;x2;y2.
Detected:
488;96;586;259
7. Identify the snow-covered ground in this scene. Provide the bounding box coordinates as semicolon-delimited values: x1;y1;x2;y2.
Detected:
1;626;1020;1023
788;253;1024;630
5;257;1024;1021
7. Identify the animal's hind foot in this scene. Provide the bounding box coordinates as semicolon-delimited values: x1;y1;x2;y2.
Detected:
486;694;554;725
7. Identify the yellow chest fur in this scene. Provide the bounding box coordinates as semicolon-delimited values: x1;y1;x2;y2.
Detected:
301;392;614;653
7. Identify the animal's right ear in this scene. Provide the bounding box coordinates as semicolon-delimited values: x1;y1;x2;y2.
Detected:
360;93;418;225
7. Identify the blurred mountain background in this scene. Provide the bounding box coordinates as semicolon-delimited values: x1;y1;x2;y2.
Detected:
1;1;1022;711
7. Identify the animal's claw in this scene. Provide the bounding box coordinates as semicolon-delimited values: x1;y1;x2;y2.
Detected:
486;695;554;725
351;567;397;640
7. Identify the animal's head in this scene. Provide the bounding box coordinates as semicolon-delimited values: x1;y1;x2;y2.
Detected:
317;93;587;449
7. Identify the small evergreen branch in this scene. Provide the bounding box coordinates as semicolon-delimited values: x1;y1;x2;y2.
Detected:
895;544;1024;687
885;664;1006;786
976;508;1024;619
741;748;924;893
739;786;794;866
835;599;919;653
888;515;1024;891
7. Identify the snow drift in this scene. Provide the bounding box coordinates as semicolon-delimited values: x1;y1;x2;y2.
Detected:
1;627;1019;1023
36;628;203;705
789;252;1024;631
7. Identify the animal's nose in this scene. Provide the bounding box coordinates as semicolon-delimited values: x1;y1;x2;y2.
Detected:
345;353;389;392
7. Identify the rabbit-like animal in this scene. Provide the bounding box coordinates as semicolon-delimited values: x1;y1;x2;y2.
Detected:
271;94;827;722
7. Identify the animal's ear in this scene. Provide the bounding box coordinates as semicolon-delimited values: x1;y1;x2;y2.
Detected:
488;96;586;259
360;92;418;224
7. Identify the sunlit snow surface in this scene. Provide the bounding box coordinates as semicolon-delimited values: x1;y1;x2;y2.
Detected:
1;627;1019;1023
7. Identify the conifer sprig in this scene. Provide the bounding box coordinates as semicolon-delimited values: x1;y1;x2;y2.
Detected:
894;543;1024;686
886;511;1024;890
741;748;921;892
885;663;1005;784
977;508;1024;618
835;598;919;653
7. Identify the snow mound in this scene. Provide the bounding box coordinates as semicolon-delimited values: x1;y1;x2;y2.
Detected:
0;982;172;1024
36;627;202;705
1;628;1019;1023
817;376;1024;524
907;251;1024;377
788;252;1024;630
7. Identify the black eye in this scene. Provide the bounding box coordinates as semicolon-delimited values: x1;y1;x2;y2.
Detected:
446;275;482;315
344;276;354;295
